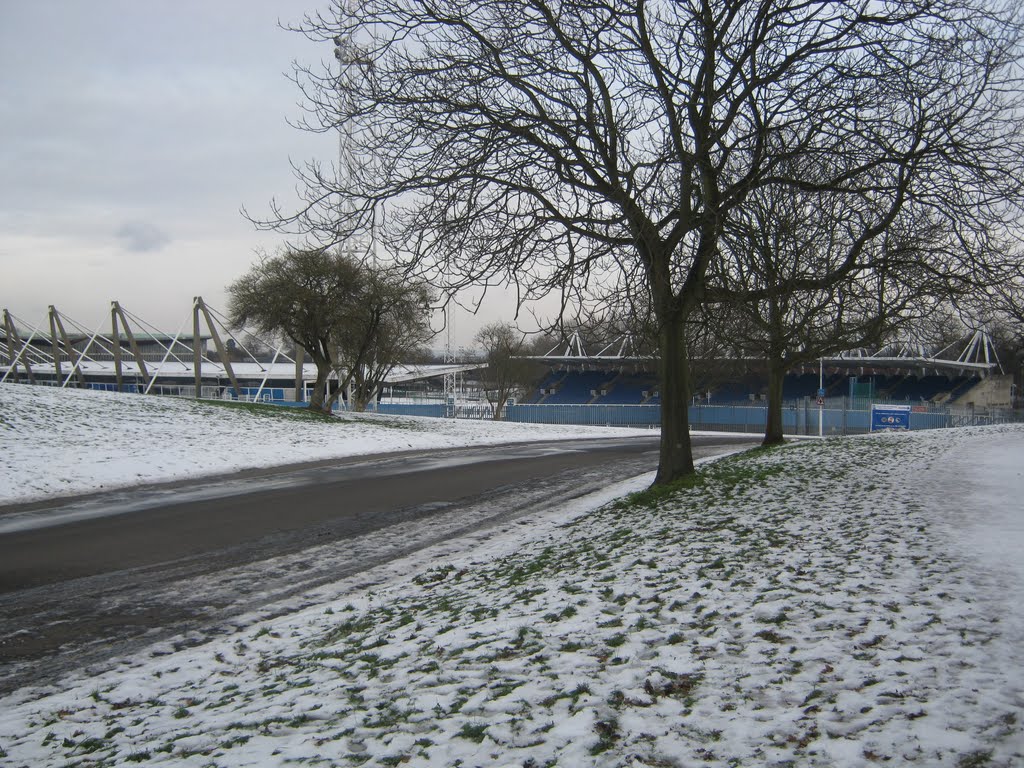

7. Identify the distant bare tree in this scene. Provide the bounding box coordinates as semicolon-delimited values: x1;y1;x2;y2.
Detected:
266;0;1024;483
339;271;435;411
711;179;945;444
474;322;541;419
991;276;1024;332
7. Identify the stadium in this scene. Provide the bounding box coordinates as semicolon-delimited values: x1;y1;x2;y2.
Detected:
2;300;1019;435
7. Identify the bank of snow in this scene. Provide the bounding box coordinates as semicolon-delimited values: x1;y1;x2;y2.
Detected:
0;384;654;505
0;418;1021;767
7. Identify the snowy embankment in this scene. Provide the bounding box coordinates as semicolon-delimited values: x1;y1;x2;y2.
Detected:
0;382;1020;767
0;384;654;505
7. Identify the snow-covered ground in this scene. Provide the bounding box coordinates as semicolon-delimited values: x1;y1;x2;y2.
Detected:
0;384;1022;766
0;384;654;505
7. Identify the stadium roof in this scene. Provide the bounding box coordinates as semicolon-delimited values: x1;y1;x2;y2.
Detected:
1;301;485;388
520;330;1002;376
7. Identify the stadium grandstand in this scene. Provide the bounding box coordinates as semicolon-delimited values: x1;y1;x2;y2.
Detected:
501;329;1018;433
2;300;1018;434
517;329;1009;408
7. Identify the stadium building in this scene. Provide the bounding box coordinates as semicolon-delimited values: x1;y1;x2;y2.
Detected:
2;302;1018;434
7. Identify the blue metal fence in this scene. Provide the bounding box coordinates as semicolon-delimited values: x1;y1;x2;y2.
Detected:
504;403;661;427
375;403;448;418
189;390;1014;434
498;398;996;434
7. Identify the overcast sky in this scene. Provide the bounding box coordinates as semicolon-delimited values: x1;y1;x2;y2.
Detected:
0;1;524;351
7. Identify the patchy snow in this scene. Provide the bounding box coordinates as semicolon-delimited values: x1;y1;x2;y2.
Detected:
0;384;655;505
0;384;1022;767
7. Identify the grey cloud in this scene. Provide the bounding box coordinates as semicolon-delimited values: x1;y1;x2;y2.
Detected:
116;220;170;252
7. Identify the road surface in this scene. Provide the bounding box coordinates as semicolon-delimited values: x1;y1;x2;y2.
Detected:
0;433;756;694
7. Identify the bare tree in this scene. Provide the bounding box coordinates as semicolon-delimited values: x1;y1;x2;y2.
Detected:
338;270;435;411
266;0;1024;483
474;321;542;419
991;275;1024;332
712;180;935;444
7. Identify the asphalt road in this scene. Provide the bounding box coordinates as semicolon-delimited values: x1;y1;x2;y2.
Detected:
0;433;756;694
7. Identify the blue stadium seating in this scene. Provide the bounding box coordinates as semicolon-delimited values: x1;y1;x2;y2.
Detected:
884;374;949;401
525;369;565;403
543;370;618;404
597;373;659;404
783;373;822;399
524;368;978;407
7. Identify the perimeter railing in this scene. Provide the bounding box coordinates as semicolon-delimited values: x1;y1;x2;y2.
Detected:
500;398;1023;435
4;376;1021;433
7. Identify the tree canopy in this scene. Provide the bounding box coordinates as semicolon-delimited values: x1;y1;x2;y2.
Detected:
270;0;1024;481
227;247;433;413
474;322;547;419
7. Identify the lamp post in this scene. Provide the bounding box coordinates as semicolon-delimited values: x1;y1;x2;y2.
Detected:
818;357;824;437
333;28;376;264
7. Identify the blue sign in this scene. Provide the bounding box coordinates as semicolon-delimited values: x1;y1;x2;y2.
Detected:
817;387;826;398
870;404;911;432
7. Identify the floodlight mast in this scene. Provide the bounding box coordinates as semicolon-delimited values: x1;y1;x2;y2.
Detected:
332;14;376;265
819;357;824;438
334;12;380;413
444;313;457;418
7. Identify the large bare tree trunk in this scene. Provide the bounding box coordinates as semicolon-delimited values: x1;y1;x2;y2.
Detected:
308;360;332;414
308;382;328;413
350;392;370;412
764;357;786;446
654;311;696;484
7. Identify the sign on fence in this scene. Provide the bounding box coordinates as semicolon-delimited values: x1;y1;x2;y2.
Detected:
870;404;912;432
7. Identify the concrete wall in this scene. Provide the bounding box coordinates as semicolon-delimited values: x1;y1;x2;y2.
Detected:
957;374;1014;409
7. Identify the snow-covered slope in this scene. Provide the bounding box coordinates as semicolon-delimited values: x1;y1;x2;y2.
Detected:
0;384;653;505
0;387;1021;766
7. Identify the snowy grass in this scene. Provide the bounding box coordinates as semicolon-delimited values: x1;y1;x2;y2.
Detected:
0;415;1021;766
0;384;655;505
